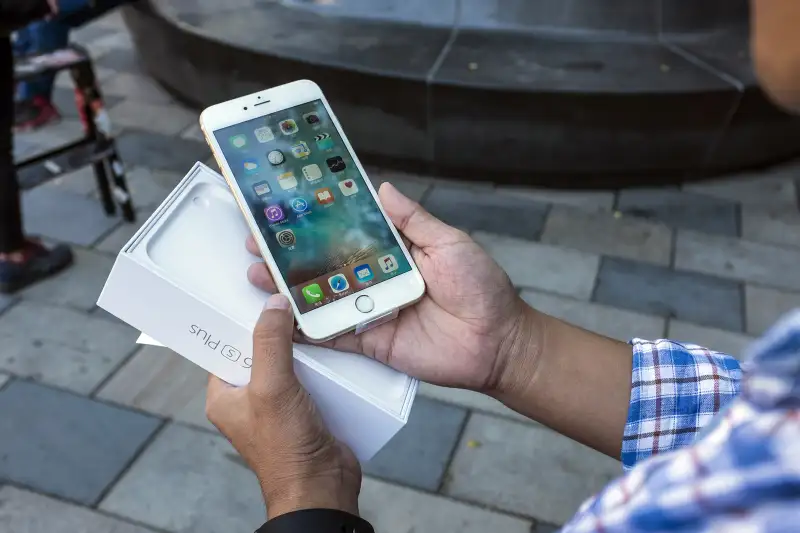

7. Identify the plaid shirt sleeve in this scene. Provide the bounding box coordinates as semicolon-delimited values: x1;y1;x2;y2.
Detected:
621;338;743;470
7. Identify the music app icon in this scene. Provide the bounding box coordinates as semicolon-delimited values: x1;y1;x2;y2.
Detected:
378;254;398;274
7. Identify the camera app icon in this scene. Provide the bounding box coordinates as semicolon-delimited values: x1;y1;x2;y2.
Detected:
221;345;241;362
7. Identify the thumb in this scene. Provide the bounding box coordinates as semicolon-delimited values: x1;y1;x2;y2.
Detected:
379;182;459;250
248;294;297;398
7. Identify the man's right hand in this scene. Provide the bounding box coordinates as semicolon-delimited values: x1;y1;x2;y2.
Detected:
246;183;542;395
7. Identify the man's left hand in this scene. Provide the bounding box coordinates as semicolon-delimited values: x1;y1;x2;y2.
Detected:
206;294;362;519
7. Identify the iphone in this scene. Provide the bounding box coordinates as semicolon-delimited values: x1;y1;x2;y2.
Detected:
200;80;425;341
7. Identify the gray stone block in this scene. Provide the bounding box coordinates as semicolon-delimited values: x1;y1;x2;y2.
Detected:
521;290;666;341
100;424;266;533
675;231;800;291
366;166;432;202
444;414;620;525
593;257;744;332
667;320;755;360
97;345;214;432
745;285;800;336
116;131;211;173
102;72;174;105
684;163;798;207
741;205;800;249
0;487;156;533
0;380;160;505
22;186;121;246
0;294;15;315
109;100;196;136
360;477;531;533
618;189;739;237
497;186;614;212
95;48;143;74
473;232;600;299
96;208;154;255
363;396;468;491
0;301;139;394
541;206;673;266
21;248;115;311
0;373;9;389
52;87;123;122
423;187;549;240
39;164;99;197
15;119;85;154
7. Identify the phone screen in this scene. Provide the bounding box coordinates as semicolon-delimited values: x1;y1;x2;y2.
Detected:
213;99;412;314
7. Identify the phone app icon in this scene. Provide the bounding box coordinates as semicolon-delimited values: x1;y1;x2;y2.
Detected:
254;126;274;143
290;197;309;213
315;133;334;150
328;274;350;294
243;159;259;174
304;112;321;125
267;150;285;166
276;229;296;248
338;179;359;197
354;264;374;283
302;164;322;181
291;141;311;159
265;204;285;223
302;283;324;304
327;156;346;173
253;181;271;197
315;187;335;205
378;254;398;274
279;119;298;135
277;172;298;190
229;134;247;149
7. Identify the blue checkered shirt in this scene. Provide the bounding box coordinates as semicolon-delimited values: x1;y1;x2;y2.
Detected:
560;310;800;533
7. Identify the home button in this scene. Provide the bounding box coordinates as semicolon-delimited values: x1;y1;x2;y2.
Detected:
355;295;374;313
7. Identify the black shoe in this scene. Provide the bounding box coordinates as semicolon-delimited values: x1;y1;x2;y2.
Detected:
0;241;73;294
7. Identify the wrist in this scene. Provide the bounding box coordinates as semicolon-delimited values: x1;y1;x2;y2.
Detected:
262;471;361;520
490;300;549;399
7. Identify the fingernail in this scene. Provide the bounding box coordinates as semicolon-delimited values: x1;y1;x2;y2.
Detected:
265;294;290;310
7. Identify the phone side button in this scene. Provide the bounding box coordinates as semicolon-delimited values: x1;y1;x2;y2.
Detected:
355;295;375;314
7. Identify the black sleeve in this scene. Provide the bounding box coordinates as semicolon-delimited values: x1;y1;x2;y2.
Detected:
256;509;375;533
0;0;51;33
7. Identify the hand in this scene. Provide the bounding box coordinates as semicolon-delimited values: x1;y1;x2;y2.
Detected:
46;0;59;15
206;294;362;519
246;183;542;393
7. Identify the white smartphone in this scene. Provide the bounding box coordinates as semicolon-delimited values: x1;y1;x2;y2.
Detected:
199;80;426;341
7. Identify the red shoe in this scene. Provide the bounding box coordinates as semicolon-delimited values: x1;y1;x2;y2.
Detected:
14;96;62;132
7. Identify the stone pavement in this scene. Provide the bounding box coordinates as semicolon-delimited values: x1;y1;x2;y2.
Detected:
3;10;800;533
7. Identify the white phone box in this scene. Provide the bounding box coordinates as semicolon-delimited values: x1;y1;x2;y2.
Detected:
97;162;417;461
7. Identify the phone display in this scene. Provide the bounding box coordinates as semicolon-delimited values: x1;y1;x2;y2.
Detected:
213;100;412;314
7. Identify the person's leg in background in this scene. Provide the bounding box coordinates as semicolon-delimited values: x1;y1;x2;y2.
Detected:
0;36;72;293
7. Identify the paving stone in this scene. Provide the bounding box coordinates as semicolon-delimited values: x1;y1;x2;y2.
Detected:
0;373;9;389
419;382;530;422
21;248;115;311
96;209;154;254
13;137;39;160
100;424;266;533
594;257;744;332
366;166;432;203
541;206;672;266
116;131;211;173
109;99;196;136
22;186;121;246
104;167;183;208
39;164;99;196
444;414;620;525
675;231;800;292
97;345;214;432
71;22;117;46
360;477;531;533
52;87;124;121
617;188;739;237
497;186;615;212
745;284;800;336
685;162;798;207
423;188;549;240
180;122;206;142
473;232;600;299
0;294;15;315
15;118;84;154
0;301;139;394
0;380;160;505
95;48;143;74
101;72;173;105
667;320;755;360
363;396;468;491
54;65;117;89
521;290;666;342
741;205;800;249
0;487;156;533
